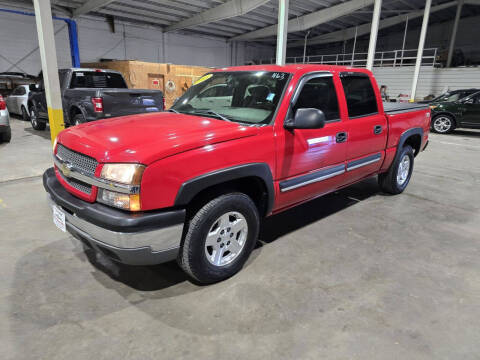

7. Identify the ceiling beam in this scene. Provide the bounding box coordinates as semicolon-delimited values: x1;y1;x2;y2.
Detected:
166;0;269;32
232;0;375;40
290;0;457;47
72;0;116;17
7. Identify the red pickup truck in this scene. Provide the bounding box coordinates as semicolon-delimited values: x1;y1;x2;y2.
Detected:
44;65;430;283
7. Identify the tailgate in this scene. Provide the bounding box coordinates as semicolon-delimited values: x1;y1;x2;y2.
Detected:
101;90;163;117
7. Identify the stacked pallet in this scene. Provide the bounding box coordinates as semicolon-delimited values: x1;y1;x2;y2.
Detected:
82;60;212;108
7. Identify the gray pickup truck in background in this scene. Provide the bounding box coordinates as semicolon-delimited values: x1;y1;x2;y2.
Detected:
28;68;164;130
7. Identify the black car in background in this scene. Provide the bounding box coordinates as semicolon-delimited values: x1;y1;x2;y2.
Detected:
28;68;164;130
418;88;479;104
430;91;480;133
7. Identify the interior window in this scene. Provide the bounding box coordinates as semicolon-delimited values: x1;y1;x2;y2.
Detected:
293;76;340;121
340;74;378;117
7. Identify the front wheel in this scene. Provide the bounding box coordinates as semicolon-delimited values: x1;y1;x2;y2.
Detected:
29;106;46;130
431;114;455;134
378;145;414;194
178;193;260;284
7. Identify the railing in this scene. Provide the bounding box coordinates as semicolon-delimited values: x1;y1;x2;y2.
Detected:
259;48;438;68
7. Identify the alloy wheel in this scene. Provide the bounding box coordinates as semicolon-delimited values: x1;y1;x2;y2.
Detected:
433;116;452;133
397;154;411;186
204;211;248;267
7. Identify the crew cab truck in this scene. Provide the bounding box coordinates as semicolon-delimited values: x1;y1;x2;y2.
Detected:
28;68;163;130
43;65;430;284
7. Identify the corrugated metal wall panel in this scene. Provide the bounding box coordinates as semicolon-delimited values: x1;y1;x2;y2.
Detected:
0;12;275;74
373;67;480;100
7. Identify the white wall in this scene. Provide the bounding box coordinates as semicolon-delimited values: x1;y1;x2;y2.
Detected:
372;66;480;100
0;10;274;75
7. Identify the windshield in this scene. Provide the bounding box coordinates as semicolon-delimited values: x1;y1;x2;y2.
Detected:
171;71;290;125
432;90;476;103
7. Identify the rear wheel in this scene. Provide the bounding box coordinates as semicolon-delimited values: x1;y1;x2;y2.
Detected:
432;114;455;134
21;106;29;121
178;193;259;284
378;145;414;194
29;106;46;130
73;113;86;126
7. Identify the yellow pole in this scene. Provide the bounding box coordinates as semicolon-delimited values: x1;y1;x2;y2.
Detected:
33;0;65;145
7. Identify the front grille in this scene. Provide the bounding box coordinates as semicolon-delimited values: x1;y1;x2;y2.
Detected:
56;144;98;177
58;170;92;195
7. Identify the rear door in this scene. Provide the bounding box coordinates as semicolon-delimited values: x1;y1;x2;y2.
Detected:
339;72;387;184
275;72;348;209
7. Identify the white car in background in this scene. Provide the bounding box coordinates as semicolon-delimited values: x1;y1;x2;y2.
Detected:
6;85;30;121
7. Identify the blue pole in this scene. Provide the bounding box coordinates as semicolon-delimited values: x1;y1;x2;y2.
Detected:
0;8;80;67
65;19;80;67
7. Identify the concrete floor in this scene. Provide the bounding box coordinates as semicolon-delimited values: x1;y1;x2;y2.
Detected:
1;116;480;360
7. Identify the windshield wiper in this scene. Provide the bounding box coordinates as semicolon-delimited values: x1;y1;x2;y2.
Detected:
195;110;233;122
167;108;179;113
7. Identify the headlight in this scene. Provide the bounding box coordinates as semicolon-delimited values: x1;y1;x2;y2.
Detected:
97;163;145;211
100;163;145;185
53;137;58;152
97;189;141;211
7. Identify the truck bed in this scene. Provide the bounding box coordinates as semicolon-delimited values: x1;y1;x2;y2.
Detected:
383;102;429;115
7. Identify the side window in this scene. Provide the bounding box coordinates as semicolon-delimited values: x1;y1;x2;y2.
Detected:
293;76;340;121
471;93;480;104
18;87;26;95
12;87;21;95
340;74;378;118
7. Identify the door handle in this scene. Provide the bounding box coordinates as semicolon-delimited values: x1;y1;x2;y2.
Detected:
335;131;347;143
374;125;383;135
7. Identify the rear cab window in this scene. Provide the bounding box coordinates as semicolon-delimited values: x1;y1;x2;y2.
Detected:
340;73;378;118
70;71;127;89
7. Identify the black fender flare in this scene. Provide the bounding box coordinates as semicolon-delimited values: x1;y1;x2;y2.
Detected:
174;163;275;215
395;127;423;160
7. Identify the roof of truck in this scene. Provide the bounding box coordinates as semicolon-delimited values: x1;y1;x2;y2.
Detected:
214;64;372;75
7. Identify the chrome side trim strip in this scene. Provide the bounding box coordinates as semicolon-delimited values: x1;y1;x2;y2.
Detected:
346;153;382;171
53;156;140;194
280;164;346;192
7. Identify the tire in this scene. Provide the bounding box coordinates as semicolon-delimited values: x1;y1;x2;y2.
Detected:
1;127;11;143
21;106;29;121
431;114;455;134
378;145;414;195
178;193;260;284
29;106;46;131
73;113;86;126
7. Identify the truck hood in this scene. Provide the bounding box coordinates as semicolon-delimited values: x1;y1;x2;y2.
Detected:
57;112;259;164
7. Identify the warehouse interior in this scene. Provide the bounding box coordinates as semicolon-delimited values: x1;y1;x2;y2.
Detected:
1;0;480;359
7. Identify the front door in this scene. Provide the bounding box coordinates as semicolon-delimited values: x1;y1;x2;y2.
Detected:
275;72;348;210
460;93;480;128
339;72;387;184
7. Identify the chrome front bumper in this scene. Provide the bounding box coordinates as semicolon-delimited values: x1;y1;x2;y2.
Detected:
44;168;185;265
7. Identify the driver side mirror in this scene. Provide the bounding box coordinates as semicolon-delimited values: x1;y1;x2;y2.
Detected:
29;84;40;92
284;108;326;130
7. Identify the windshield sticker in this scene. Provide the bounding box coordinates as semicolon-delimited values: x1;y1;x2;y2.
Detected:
272;72;285;80
194;74;213;85
266;93;275;101
76;72;84;76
